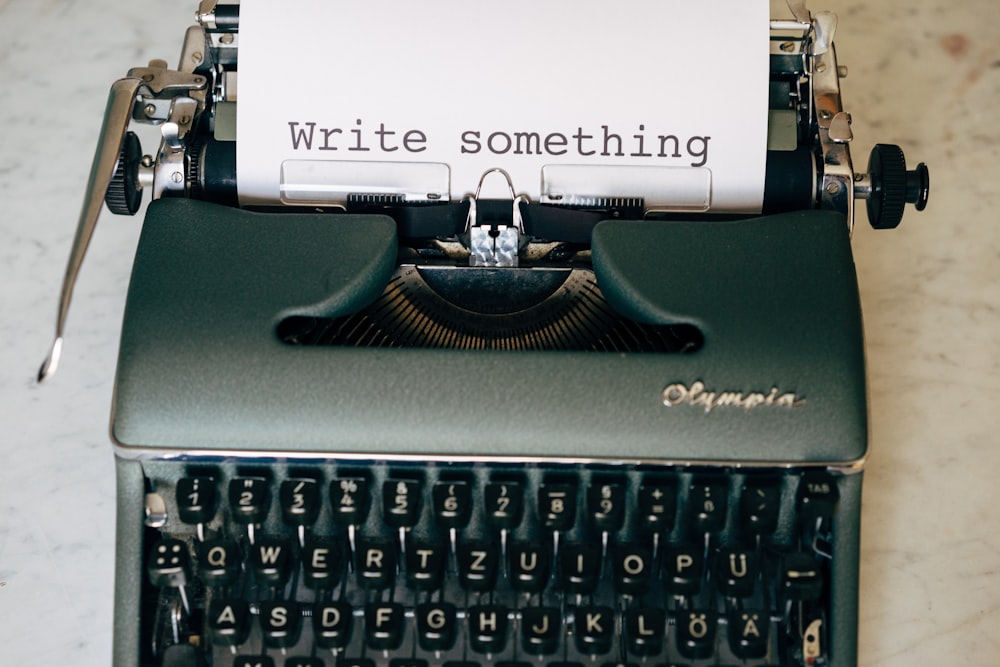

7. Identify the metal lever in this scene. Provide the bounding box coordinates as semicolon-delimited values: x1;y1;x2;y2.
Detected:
38;77;146;382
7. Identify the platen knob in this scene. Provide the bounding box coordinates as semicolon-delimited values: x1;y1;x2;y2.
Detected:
104;131;143;215
865;143;930;229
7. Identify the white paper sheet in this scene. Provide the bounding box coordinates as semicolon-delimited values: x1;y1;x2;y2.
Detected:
237;0;770;213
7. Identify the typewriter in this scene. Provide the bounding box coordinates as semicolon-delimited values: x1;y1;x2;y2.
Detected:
40;1;930;666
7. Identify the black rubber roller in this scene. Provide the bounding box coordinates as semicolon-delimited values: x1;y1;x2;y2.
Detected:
866;144;930;229
105;131;143;215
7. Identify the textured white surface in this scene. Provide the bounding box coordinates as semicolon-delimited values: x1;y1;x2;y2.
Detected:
0;1;998;665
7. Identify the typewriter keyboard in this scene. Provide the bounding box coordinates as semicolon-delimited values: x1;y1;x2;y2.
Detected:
138;461;843;667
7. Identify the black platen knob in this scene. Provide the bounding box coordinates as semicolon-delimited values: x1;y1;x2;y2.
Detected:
866;143;930;229
105;131;143;215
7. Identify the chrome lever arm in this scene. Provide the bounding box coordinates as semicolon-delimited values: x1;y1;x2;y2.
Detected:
38;77;147;382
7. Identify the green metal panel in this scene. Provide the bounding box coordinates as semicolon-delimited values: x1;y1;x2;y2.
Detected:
112;200;866;466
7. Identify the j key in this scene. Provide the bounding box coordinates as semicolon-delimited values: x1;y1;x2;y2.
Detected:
364;602;405;651
574;606;614;655
781;551;824;601
280;478;321;526
510;542;550;593
330;477;371;526
559;542;601;594
715;547;759;598
738;479;781;536
663;545;704;595
176;476;217;524
229;477;270;524
314;601;353;649
208;598;251;646
687;479;727;533
539;483;577;531
728;609;770;659
797;473;840;522
624;608;666;656
433;481;472;529
675;610;717;660
147;538;191;588
637;481;677;531
302;537;344;589
457;540;498;591
383;479;422;529
468;604;509;654
484;482;523;530
613;544;653;595
406;540;446;590
357;537;397;589
260;600;303;649
249;536;294;587
415;602;457;652
521;607;561;655
197;538;240;587
588;482;626;532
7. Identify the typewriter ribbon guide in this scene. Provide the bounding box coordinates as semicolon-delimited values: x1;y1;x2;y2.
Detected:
40;2;929;667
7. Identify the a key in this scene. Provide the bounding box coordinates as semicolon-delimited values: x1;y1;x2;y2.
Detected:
356;537;397;590
637;480;677;531
613;543;653;595
406;540;446;590
229;477;270;524
623;608;665;656
314;601;353;650
539;483;577;531
207;599;251;646
675;610;716;660
302;537;344;589
457;540;498;591
196;538;240;587
280;478;321;526
521;607;561;655
249;536;293;587
574;606;614;655
588;481;626;533
663;545;703;595
510;542;550;593
176;477;217;525
330;476;371;526
260;600;303;649
728;609;770;659
559;542;601;594
383;479;422;529
433;481;472;529
468;604;509;654
687;478;727;533
781;551;824;601
740;479;782;535
715;547;758;598
484;482;523;530
364;602;405;651
415;602;457;652
797;473;840;522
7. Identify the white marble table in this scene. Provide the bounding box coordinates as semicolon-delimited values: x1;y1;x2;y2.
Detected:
1;0;998;664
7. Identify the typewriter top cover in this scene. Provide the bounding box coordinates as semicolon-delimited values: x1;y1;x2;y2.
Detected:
38;2;929;667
